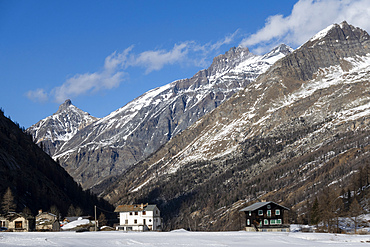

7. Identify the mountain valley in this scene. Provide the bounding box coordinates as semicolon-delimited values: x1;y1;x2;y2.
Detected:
25;21;370;231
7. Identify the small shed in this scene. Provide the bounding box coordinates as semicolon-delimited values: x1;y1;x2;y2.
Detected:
240;201;290;232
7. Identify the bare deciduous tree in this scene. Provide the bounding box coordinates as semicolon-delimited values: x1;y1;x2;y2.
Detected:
349;199;363;234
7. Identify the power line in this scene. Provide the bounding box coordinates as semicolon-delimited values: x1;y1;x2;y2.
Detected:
95;205;116;214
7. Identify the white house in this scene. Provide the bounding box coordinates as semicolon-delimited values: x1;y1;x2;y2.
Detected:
114;204;161;231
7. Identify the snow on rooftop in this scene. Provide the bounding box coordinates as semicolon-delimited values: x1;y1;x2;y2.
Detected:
61;217;91;230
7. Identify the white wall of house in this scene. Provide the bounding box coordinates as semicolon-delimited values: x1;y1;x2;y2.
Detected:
117;206;161;231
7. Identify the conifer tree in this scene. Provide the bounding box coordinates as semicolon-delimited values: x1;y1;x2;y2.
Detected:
310;197;320;226
75;206;83;217
1;187;16;213
67;204;76;217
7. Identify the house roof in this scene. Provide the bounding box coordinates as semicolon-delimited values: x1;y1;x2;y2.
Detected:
144;205;158;211
0;212;33;221
36;212;57;218
114;204;158;212
239;201;290;212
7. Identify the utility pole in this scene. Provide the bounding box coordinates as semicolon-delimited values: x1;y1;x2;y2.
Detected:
94;205;97;232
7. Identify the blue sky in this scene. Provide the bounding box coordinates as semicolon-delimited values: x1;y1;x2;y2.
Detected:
1;0;369;128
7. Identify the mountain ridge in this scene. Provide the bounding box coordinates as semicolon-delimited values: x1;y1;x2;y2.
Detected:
28;44;293;192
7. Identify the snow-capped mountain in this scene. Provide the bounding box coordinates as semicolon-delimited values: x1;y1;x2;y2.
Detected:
103;22;370;230
27;99;98;156
28;44;292;191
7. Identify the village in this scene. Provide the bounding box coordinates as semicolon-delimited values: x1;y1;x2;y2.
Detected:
0;199;293;233
0;202;162;232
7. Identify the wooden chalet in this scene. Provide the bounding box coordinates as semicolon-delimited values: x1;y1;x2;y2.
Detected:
240;201;290;232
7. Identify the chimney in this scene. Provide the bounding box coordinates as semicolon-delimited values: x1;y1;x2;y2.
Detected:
38;209;42;215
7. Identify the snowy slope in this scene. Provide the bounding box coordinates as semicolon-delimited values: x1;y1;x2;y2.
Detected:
33;44;292;190
113;22;370;193
56;44;291;158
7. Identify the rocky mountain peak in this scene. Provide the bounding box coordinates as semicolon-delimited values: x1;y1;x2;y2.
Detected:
27;99;98;156
269;21;370;81
309;21;370;43
261;44;294;60
57;99;73;113
208;46;253;76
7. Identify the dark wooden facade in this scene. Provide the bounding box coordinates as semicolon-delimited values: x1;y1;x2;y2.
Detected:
240;201;289;232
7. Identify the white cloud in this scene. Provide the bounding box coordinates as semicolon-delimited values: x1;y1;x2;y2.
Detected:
27;33;238;104
129;42;192;73
104;46;133;71
26;88;48;102
240;0;370;53
52;70;124;103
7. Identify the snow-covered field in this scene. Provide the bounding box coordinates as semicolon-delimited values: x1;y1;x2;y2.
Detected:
1;230;369;247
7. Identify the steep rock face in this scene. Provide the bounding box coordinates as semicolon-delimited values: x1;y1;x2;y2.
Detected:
27;99;98;156
32;45;291;191
103;22;370;230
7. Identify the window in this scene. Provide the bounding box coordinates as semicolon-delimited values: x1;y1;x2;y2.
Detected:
247;219;250;225
275;209;280;215
149;219;152;222
249;211;251;216
135;212;138;215
258;210;263;216
125;219;128;225
263;219;269;225
143;219;146;225
129;212;133;216
143;211;146;215
15;221;22;229
270;219;282;225
134;219;137;224
267;210;271;217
